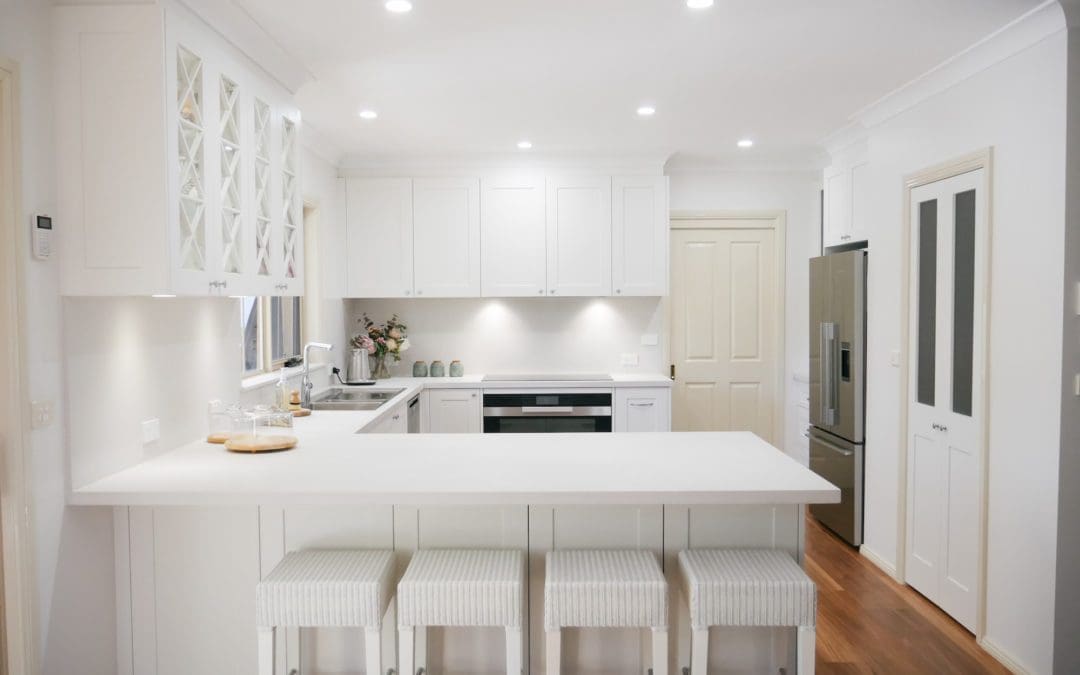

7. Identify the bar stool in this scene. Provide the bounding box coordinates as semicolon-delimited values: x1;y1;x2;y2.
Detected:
544;549;668;675
256;549;395;675
678;548;817;675
397;548;525;675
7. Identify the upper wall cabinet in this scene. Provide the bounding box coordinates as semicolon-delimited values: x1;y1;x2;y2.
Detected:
823;143;870;249
344;171;668;299
480;173;547;297
546;175;613;297
413;178;481;297
612;176;669;296
55;4;302;297
345;178;414;298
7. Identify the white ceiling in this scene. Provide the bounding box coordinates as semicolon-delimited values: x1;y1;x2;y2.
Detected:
234;0;1043;166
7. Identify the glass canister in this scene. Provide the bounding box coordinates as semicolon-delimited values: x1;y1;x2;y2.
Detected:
207;400;238;444
251;405;294;435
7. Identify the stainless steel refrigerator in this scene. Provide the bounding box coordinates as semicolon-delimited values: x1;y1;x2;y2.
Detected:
808;250;867;546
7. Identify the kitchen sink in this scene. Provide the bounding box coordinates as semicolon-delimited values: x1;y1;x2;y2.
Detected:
309;388;404;411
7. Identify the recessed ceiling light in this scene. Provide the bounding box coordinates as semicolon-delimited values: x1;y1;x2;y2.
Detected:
636;105;656;117
385;0;412;13
737;139;754;148
687;0;714;8
517;140;533;150
358;109;378;120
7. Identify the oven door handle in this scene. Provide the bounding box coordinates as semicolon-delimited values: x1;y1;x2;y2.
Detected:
521;406;574;415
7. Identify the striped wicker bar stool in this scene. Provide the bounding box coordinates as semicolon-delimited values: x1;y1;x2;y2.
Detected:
544;549;669;675
255;549;395;675
678;548;817;675
396;548;526;675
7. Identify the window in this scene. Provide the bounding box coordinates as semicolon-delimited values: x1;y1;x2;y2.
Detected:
242;296;303;375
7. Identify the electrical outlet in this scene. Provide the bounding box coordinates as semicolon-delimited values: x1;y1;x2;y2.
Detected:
640;334;659;347
620;353;639;367
30;401;53;429
889;350;901;367
141;418;160;445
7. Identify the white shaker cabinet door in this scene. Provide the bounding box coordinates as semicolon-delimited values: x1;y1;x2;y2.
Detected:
413;178;481;297
546;174;612;297
481;173;547;297
615;387;671;432
612;175;668;296
346;178;414;298
424;388;482;433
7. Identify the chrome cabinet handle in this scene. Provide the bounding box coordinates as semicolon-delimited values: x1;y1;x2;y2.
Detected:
629;401;654;407
521;406;573;415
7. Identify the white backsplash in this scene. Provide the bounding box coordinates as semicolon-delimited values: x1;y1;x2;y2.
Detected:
346;296;664;376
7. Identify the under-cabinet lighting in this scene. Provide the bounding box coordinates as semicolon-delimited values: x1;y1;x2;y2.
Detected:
358;109;378;120
737;139;754;148
151;294;176;299
636;105;656;117
687;0;714;8
517;140;533;150
385;0;413;13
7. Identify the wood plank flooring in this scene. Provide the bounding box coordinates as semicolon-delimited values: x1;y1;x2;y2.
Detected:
804;515;1008;674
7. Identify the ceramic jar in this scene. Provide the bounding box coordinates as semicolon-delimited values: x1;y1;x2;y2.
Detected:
449;360;464;377
412;360;429;377
429;360;446;378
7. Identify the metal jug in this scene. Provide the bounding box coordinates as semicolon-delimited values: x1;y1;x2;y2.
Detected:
345;348;373;384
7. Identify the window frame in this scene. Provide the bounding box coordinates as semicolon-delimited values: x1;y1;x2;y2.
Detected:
242;295;304;377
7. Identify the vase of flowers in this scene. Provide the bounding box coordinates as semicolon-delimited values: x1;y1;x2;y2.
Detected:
353;313;410;379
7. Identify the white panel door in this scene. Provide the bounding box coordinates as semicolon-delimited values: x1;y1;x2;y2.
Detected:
670;224;779;441
413;178;480;297
612;176;668;296
345;177;414;298
822;166;849;248
546;175;612;296
905;169;986;633
425;388;481;433
614;387;671;432
481;173;547;297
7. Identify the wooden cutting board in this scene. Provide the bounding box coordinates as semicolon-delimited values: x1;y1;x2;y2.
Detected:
224;434;297;453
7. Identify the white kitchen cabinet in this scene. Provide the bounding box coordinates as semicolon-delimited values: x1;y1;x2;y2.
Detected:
413;178;481;297
615;387;671;432
822;143;870;249
612;176;669;296
424;388;482;433
546;174;612;296
480;173;547;297
366;401;408;434
345;178;414;298
55;3;302;297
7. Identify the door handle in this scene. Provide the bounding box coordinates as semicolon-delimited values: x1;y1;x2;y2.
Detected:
521;406;573;415
820;322;838;425
812;434;854;456
931;423;949;432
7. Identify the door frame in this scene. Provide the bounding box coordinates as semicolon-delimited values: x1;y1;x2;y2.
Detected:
896;149;993;640
0;56;38;675
667;210;787;447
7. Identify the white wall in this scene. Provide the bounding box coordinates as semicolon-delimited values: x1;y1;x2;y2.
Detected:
346;296;665;376
1;0;117;673
853;22;1067;675
667;169;822;459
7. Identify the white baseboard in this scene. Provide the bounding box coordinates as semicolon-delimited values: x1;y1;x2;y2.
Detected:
978;636;1033;675
859;544;901;581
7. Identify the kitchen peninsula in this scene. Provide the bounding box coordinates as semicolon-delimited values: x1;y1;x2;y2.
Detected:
74;380;838;675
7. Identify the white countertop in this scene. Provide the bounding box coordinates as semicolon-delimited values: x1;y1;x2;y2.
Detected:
71;391;838;505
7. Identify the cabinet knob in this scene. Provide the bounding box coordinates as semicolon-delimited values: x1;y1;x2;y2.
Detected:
404;290;411;296
538;289;545;295
549;289;556;295
417;290;423;296
615;289;621;294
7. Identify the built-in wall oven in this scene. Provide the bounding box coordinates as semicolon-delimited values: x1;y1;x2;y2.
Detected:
482;392;613;433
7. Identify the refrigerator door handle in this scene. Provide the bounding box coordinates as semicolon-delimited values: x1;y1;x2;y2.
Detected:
820;322;838;426
811;431;854;457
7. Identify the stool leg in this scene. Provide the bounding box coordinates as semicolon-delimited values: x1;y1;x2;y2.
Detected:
415;625;427;673
651;627;668;675
545;628;561;675
257;626;274;675
365;626;381;675
505;626;523;674
399;625;414;675
798;625;815;675
690;627;708;675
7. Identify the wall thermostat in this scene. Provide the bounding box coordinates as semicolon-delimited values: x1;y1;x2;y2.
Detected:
33;215;52;260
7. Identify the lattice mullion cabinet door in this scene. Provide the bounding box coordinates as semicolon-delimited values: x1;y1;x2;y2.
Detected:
165;19;220;296
277;108;305;297
249;90;278;296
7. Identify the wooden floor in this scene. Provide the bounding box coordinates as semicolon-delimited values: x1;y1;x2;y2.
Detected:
803;516;1008;674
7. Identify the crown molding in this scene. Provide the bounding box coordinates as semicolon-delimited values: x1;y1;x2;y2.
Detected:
664;152;828;174
175;0;314;94
848;0;1066;129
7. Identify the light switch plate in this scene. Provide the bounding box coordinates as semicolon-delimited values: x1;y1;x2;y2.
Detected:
640;334;659;347
141;418;160;444
1074;373;1080;397
889;350;901;367
620;353;639;366
30;401;53;429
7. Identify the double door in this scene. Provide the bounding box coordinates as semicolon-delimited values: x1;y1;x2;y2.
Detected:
905;169;986;632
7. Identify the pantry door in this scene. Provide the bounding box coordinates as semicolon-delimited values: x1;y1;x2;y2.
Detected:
905;168;987;633
669;214;783;444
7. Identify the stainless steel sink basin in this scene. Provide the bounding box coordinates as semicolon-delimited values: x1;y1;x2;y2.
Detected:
309;388;404;411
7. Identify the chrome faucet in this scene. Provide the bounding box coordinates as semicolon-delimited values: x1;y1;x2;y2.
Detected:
301;342;333;408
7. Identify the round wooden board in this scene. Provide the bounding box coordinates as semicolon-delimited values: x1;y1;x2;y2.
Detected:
292;408;311;417
224;434;298;453
206;433;230;444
